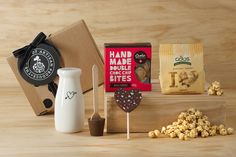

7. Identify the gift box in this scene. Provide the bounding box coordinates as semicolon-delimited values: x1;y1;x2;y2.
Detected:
7;20;104;116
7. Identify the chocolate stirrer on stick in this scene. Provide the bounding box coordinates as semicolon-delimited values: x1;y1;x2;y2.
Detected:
114;88;142;140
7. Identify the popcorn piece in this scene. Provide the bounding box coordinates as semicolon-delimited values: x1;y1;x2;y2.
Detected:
166;125;172;130
179;125;186;132
205;120;210;126
219;128;227;136
154;129;161;137
208;88;215;95
161;126;166;134
178;133;185;140
227;128;234;135
195;110;203;118
209;129;217;136
189;129;198;138
148;131;156;138
211;125;217;130
182;120;188;125
212;81;221;90
201;130;209;138
189;123;196;129
216;89;224;96
196;126;203;132
197;120;204;126
174;129;181;136
186;115;192;122
187;108;196;114
203;125;210;131
178;112;187;119
208;81;224;96
172;122;178;126
153;108;234;141
184;135;188;141
177;119;184;125
219;124;225;130
169;132;177;138
166;129;174;135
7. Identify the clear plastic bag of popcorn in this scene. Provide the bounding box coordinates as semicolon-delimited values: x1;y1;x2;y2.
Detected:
159;43;205;94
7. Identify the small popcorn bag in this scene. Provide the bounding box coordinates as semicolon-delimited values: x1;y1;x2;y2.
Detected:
104;43;152;92
159;43;205;94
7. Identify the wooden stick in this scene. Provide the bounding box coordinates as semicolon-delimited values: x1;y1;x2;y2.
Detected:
127;112;130;140
91;64;100;120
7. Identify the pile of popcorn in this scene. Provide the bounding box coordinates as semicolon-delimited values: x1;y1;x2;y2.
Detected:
208;81;223;96
148;108;234;140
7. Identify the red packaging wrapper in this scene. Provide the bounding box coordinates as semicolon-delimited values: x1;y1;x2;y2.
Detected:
104;43;152;92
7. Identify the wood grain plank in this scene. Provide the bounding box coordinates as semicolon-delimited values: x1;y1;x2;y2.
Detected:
0;0;236;156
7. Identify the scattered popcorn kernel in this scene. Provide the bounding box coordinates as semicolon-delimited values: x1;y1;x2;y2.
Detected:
148;131;156;138
216;89;224;96
195;110;203;118
174;129;181;136
166;125;172;130
205;120;210;126
219;128;227;136
189;129;198;138
201;130;209;138
172;122;178;126
184;135;188;141
209;129;217;136
182;120;188;125
198;120;204;126
179;125;186;132
208;81;223;96
152;108;234;141
189;123;196;129
178;112;186;119
196;126;203;132
179;133;185;140
219;124;225;130
208;88;215;95
154;129;161;137
211;125;217;130
203;125;210;131
212;81;220;90
186;115;192;122
202;115;208;121
187;108;196;114
161;126;166;134
177;119;184;125
227;128;234;135
169;132;177;138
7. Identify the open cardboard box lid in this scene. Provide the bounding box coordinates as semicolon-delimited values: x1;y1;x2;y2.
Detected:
7;20;104;115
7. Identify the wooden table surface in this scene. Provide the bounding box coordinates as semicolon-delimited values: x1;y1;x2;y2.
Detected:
0;87;236;157
0;0;236;156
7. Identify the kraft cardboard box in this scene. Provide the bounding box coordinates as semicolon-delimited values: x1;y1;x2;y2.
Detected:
7;20;104;116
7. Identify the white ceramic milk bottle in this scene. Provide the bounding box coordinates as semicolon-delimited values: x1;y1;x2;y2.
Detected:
55;67;84;133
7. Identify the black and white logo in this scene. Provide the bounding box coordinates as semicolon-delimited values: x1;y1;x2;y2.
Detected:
24;48;55;81
20;43;60;86
134;51;147;64
32;55;45;74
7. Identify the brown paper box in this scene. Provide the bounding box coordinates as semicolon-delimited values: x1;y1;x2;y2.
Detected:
7;20;104;116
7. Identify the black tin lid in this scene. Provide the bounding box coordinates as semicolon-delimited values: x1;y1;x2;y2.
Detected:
104;42;151;48
19;43;60;86
13;32;61;86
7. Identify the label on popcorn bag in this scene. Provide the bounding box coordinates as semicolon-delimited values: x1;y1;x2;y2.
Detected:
104;43;152;92
159;43;205;94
